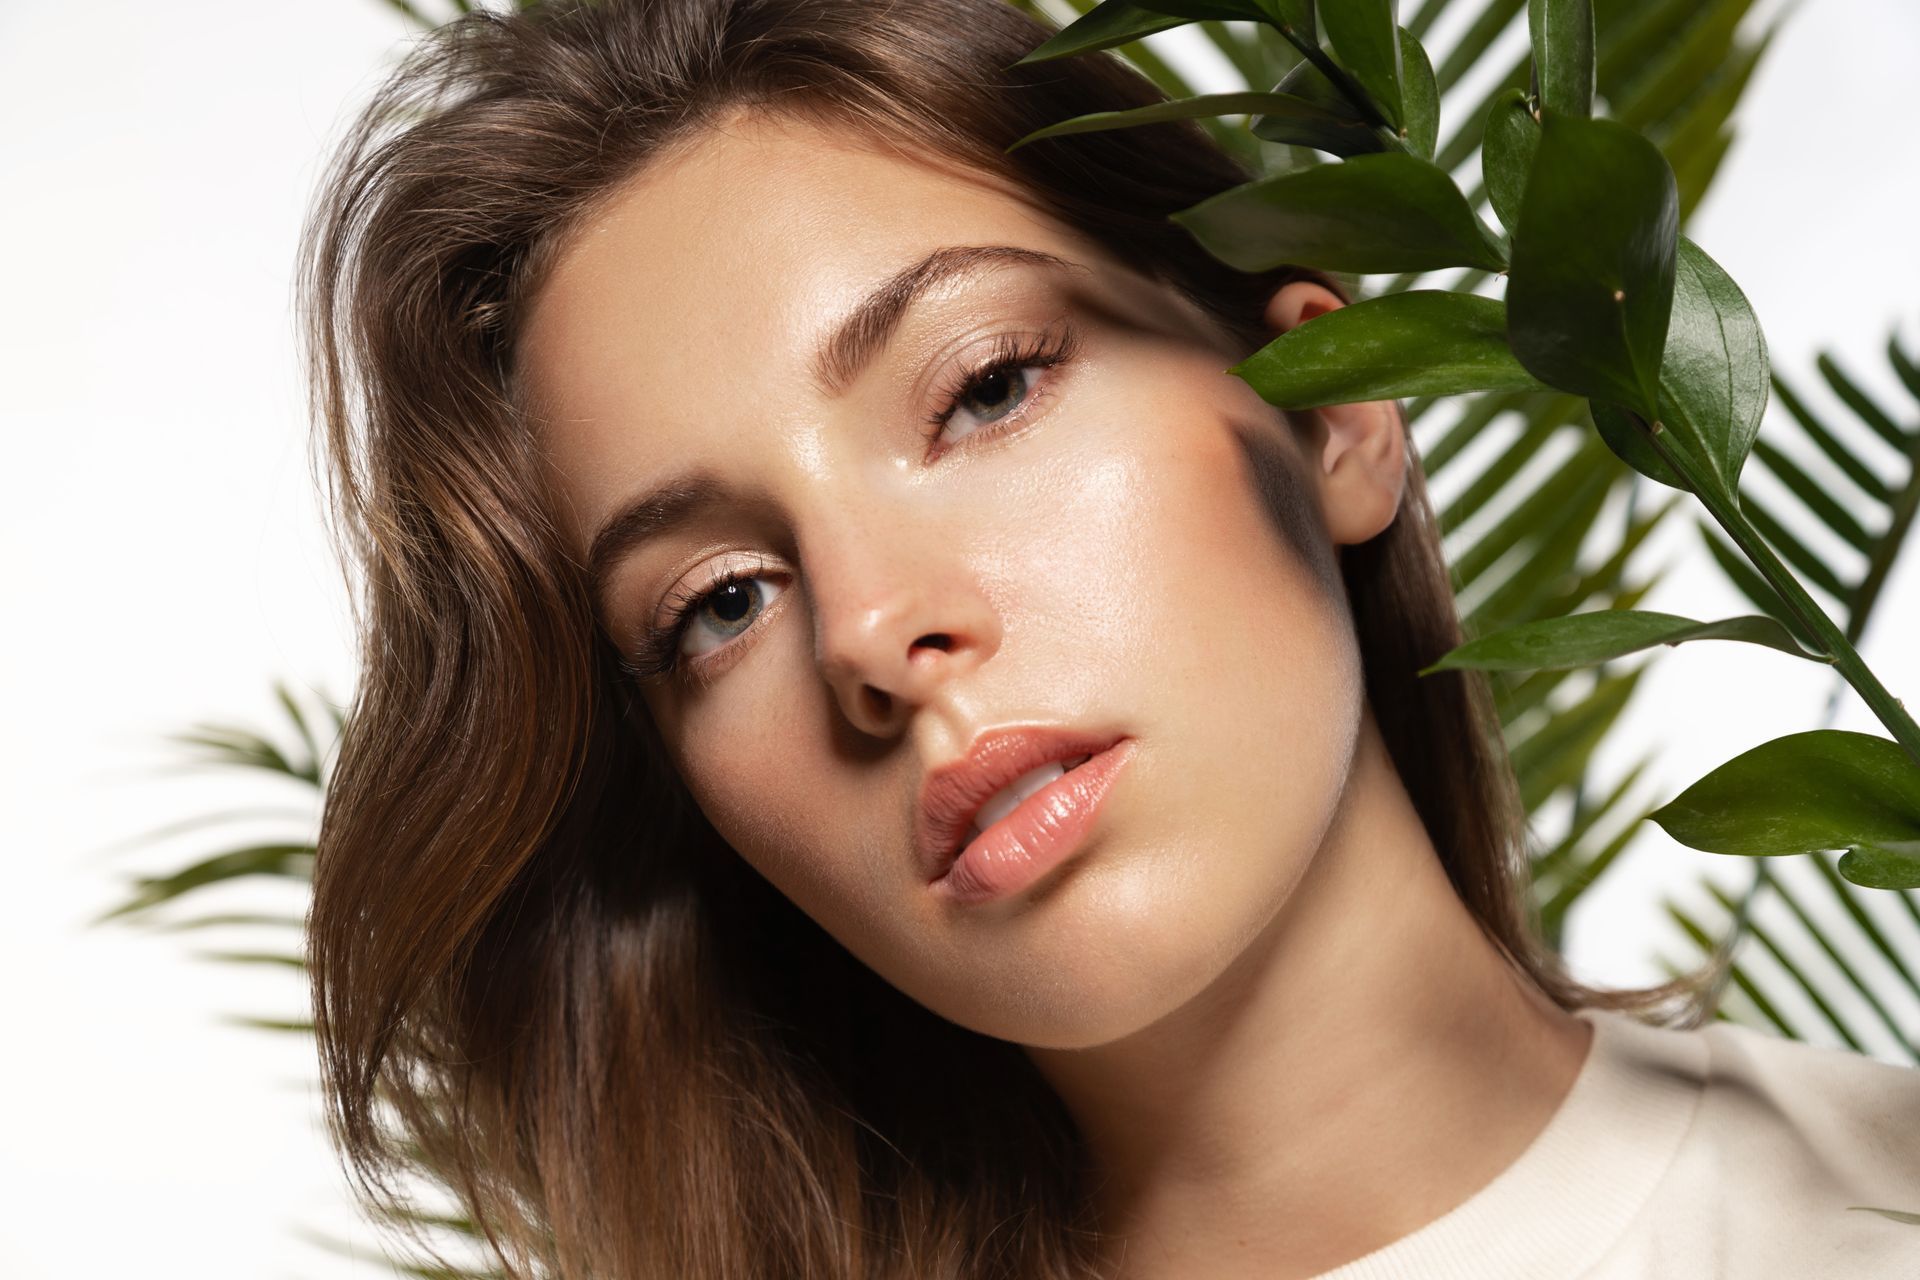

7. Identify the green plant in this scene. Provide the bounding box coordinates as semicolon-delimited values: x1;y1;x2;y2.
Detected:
1012;0;1788;950
1012;0;1920;898
97;686;512;1276
1654;329;1920;1054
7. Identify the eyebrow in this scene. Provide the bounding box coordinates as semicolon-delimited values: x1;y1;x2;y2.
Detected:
584;243;1084;610
810;243;1082;397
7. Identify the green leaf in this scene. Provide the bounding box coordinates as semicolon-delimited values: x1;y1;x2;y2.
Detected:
1269;53;1350;111
1752;438;1872;553
92;844;317;924
193;949;306;970
154;912;308;933
1509;667;1644;811
1506;109;1678;421
1253;0;1314;36
1849;1207;1920;1226
1771;371;1888;504
1837;841;1920;891
1482;88;1540;232
1171;151;1507;273
1528;0;1595;118
1398;26;1439;159
1229;291;1546;407
1320;0;1404;129
1249;109;1387;156
1649;730;1920;857
1007;90;1380;156
1818;351;1909;451
1010;1;1187;64
1597;239;1773;503
1653;235;1769;498
1590;399;1687;490
1422;609;1827;675
1135;0;1266;17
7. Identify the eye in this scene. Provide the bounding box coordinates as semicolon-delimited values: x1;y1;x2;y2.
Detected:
924;323;1080;451
626;555;788;684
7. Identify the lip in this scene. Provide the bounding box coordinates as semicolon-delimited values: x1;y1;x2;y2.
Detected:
914;724;1130;888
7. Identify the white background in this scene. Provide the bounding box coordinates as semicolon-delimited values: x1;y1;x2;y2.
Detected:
2;0;1917;1275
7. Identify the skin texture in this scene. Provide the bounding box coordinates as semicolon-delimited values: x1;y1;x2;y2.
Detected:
517;109;1592;1279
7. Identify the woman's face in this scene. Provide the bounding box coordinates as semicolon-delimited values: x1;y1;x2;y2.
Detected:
518;110;1370;1050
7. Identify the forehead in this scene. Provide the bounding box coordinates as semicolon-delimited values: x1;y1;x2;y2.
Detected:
513;111;1116;537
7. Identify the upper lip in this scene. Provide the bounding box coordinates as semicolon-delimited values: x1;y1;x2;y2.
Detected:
914;724;1124;882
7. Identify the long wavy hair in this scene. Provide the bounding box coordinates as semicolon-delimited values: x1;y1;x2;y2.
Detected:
296;1;1712;1275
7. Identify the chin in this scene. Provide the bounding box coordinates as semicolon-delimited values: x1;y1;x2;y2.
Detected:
925;884;1265;1052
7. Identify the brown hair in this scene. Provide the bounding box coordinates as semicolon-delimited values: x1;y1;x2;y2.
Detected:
296;1;1710;1275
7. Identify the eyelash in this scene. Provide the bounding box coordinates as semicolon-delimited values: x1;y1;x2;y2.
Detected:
624;322;1081;685
920;323;1080;450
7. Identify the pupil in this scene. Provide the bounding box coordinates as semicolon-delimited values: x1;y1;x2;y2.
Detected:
970;368;1024;420
710;582;753;624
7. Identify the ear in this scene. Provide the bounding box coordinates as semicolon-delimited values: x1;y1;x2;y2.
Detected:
1262;280;1407;547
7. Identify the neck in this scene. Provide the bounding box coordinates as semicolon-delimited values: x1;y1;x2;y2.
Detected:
1023;708;1593;1280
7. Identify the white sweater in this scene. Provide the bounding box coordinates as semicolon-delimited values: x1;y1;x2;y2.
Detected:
1310;1004;1920;1278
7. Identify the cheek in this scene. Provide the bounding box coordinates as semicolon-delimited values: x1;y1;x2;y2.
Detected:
668;711;899;942
1031;359;1355;708
670;702;811;873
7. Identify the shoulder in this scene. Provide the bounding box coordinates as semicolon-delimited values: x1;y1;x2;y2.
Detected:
1584;1008;1920;1276
1689;1014;1920;1183
1584;1005;1920;1149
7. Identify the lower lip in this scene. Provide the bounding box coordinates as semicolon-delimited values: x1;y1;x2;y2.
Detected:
932;739;1136;905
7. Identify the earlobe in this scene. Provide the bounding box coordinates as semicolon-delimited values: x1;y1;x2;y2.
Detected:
1261;279;1408;547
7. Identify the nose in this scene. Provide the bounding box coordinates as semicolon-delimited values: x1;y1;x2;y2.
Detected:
812;539;1001;737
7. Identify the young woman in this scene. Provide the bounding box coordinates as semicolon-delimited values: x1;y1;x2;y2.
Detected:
296;1;1920;1276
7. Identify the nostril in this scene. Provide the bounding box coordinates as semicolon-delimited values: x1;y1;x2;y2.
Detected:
914;634;954;653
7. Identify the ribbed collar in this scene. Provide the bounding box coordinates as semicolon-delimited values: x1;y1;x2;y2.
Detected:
1307;1006;1708;1280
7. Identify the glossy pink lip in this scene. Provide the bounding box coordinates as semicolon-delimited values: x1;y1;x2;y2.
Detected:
914;725;1129;886
933;739;1135;905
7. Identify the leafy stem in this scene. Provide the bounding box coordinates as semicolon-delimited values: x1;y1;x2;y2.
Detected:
1272;20;1398;138
1633;410;1920;769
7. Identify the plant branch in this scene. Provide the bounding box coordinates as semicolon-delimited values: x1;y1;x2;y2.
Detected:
1632;412;1920;768
1270;20;1401;139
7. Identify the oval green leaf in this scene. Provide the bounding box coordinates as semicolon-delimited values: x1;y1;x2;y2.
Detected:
1837;840;1920;891
1259;56;1368;128
1230;291;1546;408
1583;238;1767;500
1010;0;1187;65
1398;27;1439;160
1656;235;1769;499
1506;109;1678;421
1172;152;1508;274
1482;88;1540;233
1421;608;1827;675
1007;91;1380;156
1320;0;1404;130
1528;0;1595;119
1136;0;1266;16
1252;0;1315;38
1649;730;1920;857
1589;399;1688;490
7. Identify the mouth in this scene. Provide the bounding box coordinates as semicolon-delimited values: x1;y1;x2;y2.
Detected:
930;739;1135;904
951;751;1096;858
914;726;1128;887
